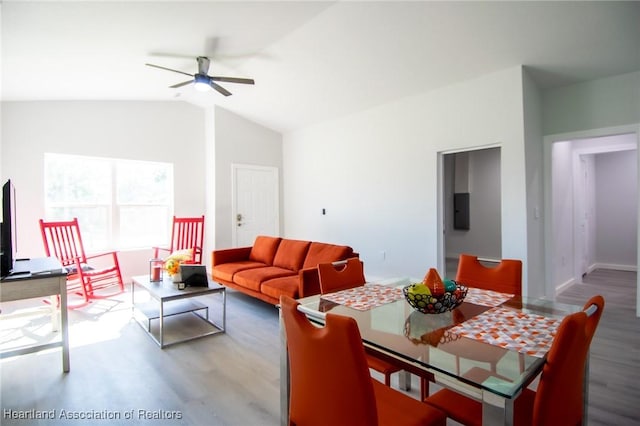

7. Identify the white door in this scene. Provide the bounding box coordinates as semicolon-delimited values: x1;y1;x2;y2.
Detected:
232;164;279;247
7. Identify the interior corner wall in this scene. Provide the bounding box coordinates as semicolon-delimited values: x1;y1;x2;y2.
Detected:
0;100;206;279
283;66;529;284
204;106;217;268
212;106;283;249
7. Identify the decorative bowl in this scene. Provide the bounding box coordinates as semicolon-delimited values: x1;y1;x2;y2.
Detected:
402;283;468;314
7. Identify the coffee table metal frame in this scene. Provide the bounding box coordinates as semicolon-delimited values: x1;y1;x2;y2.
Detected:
131;275;226;348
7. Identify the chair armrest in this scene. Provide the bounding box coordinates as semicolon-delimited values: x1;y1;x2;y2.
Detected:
152;246;171;259
212;246;253;266
85;251;119;262
298;266;322;298
63;256;86;276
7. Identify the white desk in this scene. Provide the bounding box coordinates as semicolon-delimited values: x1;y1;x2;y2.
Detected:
0;257;69;372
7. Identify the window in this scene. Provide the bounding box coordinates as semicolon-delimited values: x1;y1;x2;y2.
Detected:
44;153;173;252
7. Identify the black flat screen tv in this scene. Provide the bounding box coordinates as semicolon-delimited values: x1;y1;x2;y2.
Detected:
1;179;17;277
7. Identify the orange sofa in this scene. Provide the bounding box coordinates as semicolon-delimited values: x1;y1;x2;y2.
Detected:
211;235;355;305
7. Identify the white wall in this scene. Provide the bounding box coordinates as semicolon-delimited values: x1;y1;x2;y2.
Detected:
551;141;575;287
283;66;530;285
522;69;545;297
213;106;283;250
595;149;638;267
543;71;640;135
1;100;206;280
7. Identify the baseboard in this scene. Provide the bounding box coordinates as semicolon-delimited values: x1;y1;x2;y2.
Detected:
591;263;638;272
555;277;576;296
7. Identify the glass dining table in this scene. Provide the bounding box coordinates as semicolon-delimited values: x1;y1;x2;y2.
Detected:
279;277;583;426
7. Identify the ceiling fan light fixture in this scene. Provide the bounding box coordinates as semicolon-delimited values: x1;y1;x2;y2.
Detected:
146;57;253;96
194;74;211;92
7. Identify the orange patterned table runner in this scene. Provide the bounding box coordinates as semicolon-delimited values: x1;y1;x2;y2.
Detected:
464;287;514;307
320;284;404;311
450;306;562;357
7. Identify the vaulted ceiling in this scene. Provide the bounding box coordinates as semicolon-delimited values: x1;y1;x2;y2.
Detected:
3;1;639;133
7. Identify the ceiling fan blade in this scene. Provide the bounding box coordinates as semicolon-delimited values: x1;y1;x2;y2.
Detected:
170;80;194;89
211;76;255;85
210;81;232;96
145;63;193;78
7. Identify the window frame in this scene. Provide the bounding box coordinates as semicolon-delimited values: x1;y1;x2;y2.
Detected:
44;153;174;252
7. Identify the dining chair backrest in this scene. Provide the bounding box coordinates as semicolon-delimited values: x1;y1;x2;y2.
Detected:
455;254;522;295
317;257;404;388
532;312;589;425
280;295;379;426
582;294;605;346
532;295;604;426
318;257;365;294
40;218;88;267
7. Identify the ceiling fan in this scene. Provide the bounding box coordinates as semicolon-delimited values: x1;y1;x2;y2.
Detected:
146;56;254;96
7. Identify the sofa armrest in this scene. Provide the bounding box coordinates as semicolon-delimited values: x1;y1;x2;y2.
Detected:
298;266;322;298
212;246;253;266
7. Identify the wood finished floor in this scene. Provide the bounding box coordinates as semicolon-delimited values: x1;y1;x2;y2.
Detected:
1;269;638;425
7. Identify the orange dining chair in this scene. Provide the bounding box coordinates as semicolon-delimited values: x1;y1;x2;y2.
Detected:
423;295;605;426
317;258;403;388
455;254;523;295
280;295;446;426
153;215;205;264
39;218;125;308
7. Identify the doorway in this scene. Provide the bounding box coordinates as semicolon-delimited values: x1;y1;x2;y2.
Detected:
550;133;638;287
545;127;640;317
231;164;279;247
440;147;502;277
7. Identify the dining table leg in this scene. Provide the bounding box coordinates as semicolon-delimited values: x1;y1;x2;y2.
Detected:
482;391;514;426
398;371;412;391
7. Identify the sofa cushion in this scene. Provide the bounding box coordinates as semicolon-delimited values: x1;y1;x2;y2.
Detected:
233;266;296;292
261;275;300;300
303;242;353;269
249;236;282;265
273;239;311;272
212;261;266;283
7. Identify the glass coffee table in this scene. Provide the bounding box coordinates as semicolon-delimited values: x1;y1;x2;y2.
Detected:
131;275;226;348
